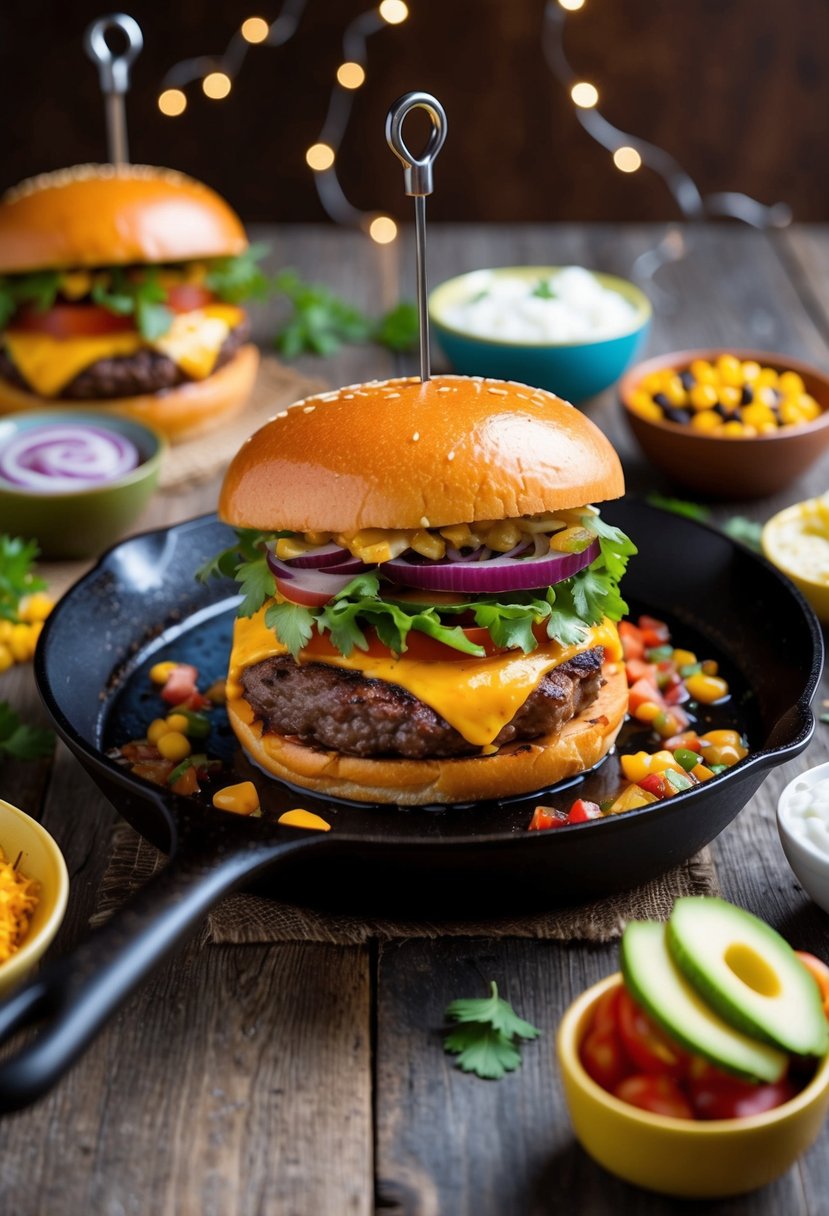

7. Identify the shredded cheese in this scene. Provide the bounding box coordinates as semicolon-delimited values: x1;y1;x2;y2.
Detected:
0;846;38;963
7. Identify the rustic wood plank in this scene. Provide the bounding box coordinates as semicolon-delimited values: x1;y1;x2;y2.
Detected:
375;938;813;1216
1;943;372;1216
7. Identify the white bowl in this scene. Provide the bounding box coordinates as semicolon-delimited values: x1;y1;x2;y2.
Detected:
777;761;829;914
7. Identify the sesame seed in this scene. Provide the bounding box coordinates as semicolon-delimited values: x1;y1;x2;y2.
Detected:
412;432;420;441
303;405;315;413
343;393;354;399
385;392;401;399
447;451;455;461
438;385;452;393
488;387;508;396
275;410;288;418
516;393;528;400
420;516;430;528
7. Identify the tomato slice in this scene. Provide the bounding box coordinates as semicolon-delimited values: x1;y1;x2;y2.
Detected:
687;1060;796;1120
614;1074;694;1119
166;284;216;313
301;624;509;663
11;303;137;337
617;988;688;1077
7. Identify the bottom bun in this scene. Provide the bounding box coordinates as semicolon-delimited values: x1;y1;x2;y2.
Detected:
0;344;259;442
227;660;628;806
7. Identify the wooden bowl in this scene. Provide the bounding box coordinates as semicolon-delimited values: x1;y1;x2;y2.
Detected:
620;349;829;499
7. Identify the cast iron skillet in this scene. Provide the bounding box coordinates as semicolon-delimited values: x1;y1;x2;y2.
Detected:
0;500;820;1111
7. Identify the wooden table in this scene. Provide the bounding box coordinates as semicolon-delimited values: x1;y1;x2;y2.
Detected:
2;223;829;1216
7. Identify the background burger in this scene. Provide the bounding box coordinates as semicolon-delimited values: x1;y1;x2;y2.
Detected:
202;374;636;804
0;164;263;440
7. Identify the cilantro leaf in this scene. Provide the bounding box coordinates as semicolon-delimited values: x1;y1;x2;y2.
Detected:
645;493;709;521
236;557;276;618
443;981;540;1079
0;271;61;327
0;536;46;623
264;600;315;658
445;981;540;1040
585;514;638;583
374;301;419;353
204;244;272;304
0;702;53;760
273;269;373;357
443;1023;523;1080
531;279;556;299
722;515;763;552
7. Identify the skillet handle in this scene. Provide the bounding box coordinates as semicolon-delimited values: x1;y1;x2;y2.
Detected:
0;830;322;1112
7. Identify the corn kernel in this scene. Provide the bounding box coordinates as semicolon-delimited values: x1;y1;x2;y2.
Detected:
741;402;776;429
275;535;313;560
798;394;821;421
620;751;654;783
671;648;697;668
19;592;54;622
690;409;721;433
634;700;662;723
716;353;743;386
690;384;718;410
165;712;190;733
779;400;805;426
664;375;687;406
0;622;11;644
150;661;178;685
410;530;446;560
205;679;227;704
483;521;522;552
756;367;779;388
690;359;717;385
691;764;716;781
303;531;332;546
720;420;746;436
640;371;667;394
630;398;664;422
650;750;685;774
719;386;742;410
630;389;655;412
685;673;729;703
699;729;743;750
213;780;260;815
9;623;33;663
147;718;171;745
0;644;12;673
701;658;719;676
778;370;805;396
741;361;762;381
157;731;191;762
278;808;331;831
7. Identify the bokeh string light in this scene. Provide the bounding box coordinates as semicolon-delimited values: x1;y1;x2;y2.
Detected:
158;0;409;243
542;0;792;290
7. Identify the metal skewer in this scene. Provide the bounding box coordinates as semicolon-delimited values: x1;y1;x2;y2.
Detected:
385;92;447;383
84;13;143;165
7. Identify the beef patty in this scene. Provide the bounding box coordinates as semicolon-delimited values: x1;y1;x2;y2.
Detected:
0;317;249;400
240;647;605;760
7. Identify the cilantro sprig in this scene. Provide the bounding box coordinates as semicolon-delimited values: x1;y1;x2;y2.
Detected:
443;981;540;1080
196;516;636;661
273;269;419;356
0;702;53;761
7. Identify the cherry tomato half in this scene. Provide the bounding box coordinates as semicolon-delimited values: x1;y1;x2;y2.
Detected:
581;1028;631;1092
613;1074;694;1119
617;988;688;1077
687;1060;795;1120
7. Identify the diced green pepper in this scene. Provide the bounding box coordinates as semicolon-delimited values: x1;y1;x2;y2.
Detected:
664;767;694;792
674;748;700;772
646;645;674;662
176;708;211;739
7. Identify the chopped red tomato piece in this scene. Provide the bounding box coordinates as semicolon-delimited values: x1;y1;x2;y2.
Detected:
614;1074;694;1119
625;658;658;684
567;798;602;823
619;620;645;661
628;678;663;713
638;615;670;646
160;663;210;709
528;805;568;831
637;772;670;799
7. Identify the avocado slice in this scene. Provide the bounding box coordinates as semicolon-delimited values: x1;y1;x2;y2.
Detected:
621;920;788;1082
667;897;829;1058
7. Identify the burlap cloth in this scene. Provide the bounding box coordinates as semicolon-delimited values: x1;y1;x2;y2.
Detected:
159;355;326;489
92;822;719;944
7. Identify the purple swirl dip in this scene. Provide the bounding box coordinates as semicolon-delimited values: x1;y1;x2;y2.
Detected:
0;423;140;493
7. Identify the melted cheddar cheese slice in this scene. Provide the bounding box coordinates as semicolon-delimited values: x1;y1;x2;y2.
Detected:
3;303;245;397
227;605;622;748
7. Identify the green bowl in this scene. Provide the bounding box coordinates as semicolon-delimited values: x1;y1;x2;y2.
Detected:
0;411;165;559
429;266;651;402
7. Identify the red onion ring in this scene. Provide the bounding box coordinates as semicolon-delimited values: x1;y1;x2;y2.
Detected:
279;541;351;569
266;549;365;607
0;424;139;493
381;538;600;593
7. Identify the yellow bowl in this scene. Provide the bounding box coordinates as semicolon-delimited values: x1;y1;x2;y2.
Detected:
0;797;68;996
557;973;829;1198
762;497;829;623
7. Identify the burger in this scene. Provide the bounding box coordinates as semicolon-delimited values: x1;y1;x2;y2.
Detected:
0;164;262;440
204;374;635;805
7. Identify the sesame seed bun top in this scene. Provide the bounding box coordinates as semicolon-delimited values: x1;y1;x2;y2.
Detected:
219;374;625;532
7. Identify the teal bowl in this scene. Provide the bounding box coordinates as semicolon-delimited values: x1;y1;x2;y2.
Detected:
429;267;651;403
0;411;165;559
